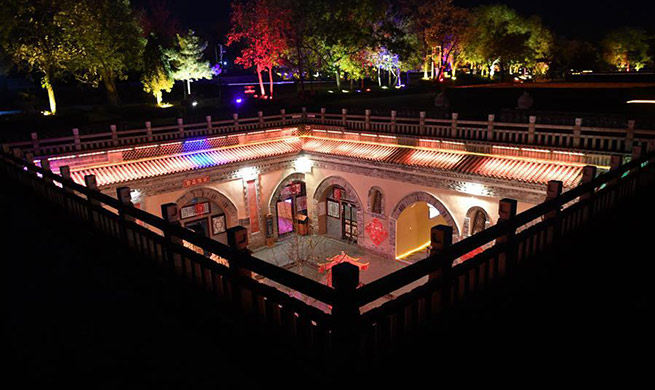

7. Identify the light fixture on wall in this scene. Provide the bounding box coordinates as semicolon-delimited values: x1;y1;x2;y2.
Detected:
294;156;312;174
461;182;488;197
130;188;143;203
237;167;259;181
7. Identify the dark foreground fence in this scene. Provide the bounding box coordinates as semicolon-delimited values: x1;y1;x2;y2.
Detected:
2;144;654;357
7;109;655;158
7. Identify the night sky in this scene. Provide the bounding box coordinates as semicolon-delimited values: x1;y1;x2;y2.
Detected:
139;0;655;43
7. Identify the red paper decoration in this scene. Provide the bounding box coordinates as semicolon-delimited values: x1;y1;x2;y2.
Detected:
365;218;388;247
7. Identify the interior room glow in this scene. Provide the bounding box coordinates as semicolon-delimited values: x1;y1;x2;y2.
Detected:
428;204;440;219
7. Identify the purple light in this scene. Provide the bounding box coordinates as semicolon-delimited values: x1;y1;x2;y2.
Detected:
235;98;243;104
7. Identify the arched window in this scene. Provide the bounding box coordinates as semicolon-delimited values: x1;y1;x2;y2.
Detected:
368;187;384;215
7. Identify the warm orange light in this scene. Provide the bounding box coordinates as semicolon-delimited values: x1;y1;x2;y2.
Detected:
395;240;431;260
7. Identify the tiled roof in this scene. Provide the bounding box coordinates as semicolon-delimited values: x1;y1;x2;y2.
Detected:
301;138;584;187
65;136;585;188
69;138;302;186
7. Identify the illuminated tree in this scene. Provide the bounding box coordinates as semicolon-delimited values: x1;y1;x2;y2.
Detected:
0;0;79;115
602;28;652;71
65;0;145;106
460;5;551;80
141;34;174;105
304;0;382;90
276;0;314;96
165;30;213;97
426;2;471;81
227;0;289;97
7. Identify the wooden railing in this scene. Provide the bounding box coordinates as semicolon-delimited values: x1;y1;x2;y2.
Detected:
6;109;654;158
2;144;654;357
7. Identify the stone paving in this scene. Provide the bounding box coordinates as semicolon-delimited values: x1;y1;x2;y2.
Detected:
252;234;428;312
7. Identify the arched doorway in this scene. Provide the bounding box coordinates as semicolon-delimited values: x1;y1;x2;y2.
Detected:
390;192;459;259
269;173;308;239
176;188;238;245
313;176;363;243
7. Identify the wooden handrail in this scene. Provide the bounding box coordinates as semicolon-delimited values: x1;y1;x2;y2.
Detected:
354;152;654;307
0;150;336;305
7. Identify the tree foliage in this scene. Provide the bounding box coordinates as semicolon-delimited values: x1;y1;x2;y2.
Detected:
602;28;652;71
460;5;552;80
227;0;289;96
0;0;81;114
141;34;174;105
64;0;145;105
165;30;213;96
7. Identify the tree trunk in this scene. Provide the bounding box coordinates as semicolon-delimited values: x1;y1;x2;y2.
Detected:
101;69;121;106
378;66;382;86
186;79;192;96
43;74;57;115
155;90;163;105
431;58;435;80
350;78;354;90
423;55;429;79
257;66;265;96
268;67;274;97
296;38;305;97
335;69;341;90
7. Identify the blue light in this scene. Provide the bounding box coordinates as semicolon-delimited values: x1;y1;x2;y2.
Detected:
235;97;243;104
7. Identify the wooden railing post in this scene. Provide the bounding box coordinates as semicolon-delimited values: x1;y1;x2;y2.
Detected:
226;226;253;311
365;109;371;131
84;174;100;207
573;118;582;148
631;146;644;176
280;109;286;125
177;118;184;138
625;120;635;152
301;106;307;121
390;110;397;133
117;186;135;246
580;166;597;202
450;113;458;138
146;121;153;142
486;114;495;141
73;128;81;151
24;153;34;174
419;111;426;135
206;115;213;134
258;111;264;128
233;113;240;131
116;186;135;223
608;155;623;186
84;174;100;226
544;180;563;220
331;262;360;361
31;132;40;155
320;108;326;124
428;225;454;311
341;108;348;128
429;225;453;280
161;203;183;273
496;198;517;274
59;166;74;194
527;116;536;144
110;125;118;146
40;158;53;184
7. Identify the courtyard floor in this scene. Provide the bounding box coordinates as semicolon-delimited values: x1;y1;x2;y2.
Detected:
251;234;429;312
